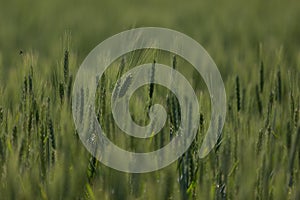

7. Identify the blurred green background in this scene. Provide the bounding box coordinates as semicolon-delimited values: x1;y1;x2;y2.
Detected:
1;0;300;69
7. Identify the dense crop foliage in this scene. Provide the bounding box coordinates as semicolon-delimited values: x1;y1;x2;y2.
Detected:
0;0;300;199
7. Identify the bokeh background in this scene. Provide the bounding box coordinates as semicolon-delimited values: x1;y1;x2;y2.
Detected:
1;0;300;70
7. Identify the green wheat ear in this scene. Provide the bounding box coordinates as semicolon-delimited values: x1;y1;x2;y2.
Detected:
48;118;56;166
260;61;264;93
235;76;241;112
256;84;263;116
276;70;282;103
147;59;156;112
63;50;69;85
59;82;65;104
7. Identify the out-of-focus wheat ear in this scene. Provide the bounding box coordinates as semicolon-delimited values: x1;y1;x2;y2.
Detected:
260;61;264;93
276;70;282;103
45;97;51;169
99;73;106;126
48;119;56;166
294;97;299;129
33;98;39;126
168;55;180;129
235;76;241;112
288;127;300;187
166;55;176;125
63;50;69;85
87;155;97;184
22;76;28;111
39;122;46;178
59;82;65;104
28;73;33;95
147;60;156;112
199;113;204;137
265;91;274;127
172;55;177;69
256;84;263;116
215;116;223;153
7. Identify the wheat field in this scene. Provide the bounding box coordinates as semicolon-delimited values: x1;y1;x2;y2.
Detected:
0;0;300;199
